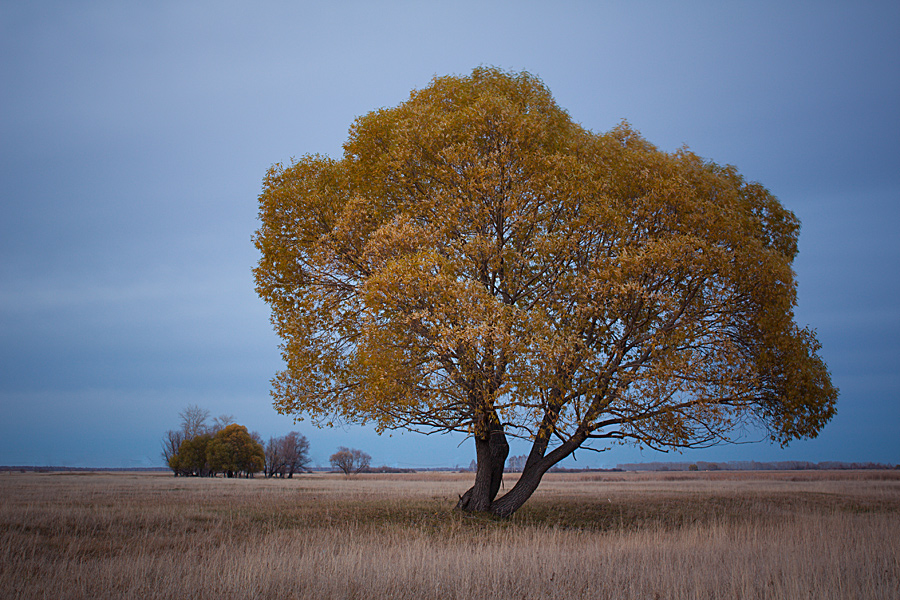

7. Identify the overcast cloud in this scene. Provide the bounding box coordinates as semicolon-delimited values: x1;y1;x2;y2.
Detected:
1;1;898;468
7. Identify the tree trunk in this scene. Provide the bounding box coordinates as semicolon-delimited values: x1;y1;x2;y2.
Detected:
456;425;509;512
458;423;588;517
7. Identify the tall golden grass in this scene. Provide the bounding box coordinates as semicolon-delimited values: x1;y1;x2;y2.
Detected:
2;470;898;599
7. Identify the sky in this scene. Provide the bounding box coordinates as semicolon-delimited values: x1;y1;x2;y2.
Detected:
1;1;898;469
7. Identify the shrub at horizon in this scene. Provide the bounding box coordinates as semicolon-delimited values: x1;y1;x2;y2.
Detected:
254;67;838;517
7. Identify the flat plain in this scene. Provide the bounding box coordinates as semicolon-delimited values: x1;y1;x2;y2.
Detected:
1;469;898;599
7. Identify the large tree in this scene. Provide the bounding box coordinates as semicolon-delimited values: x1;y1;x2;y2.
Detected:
254;67;837;517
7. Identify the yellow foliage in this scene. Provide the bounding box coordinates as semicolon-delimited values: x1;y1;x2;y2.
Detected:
254;67;836;453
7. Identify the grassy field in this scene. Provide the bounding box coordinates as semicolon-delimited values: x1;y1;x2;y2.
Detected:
1;469;898;599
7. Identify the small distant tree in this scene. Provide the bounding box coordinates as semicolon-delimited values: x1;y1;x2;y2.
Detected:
329;446;371;476
264;431;311;477
264;436;283;477
280;431;311;477
172;433;213;477
207;424;265;477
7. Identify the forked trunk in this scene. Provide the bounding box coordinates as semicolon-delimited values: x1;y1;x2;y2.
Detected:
457;446;551;517
457;426;586;517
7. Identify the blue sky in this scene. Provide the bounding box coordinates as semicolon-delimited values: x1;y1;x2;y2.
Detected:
1;1;898;468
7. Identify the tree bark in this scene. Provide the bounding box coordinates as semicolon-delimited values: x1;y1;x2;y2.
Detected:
457;422;589;518
489;459;550;518
491;429;590;516
456;424;509;512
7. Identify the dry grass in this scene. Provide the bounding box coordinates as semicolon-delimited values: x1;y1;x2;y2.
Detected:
2;470;899;599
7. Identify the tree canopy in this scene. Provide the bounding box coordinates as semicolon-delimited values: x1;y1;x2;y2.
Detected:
207;424;265;478
253;67;837;517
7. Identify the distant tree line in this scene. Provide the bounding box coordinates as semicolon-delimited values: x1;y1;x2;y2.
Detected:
366;465;416;473
505;455;528;472
617;461;899;472
459;457;900;474
465;455;579;473
463;455;615;473
161;405;310;478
